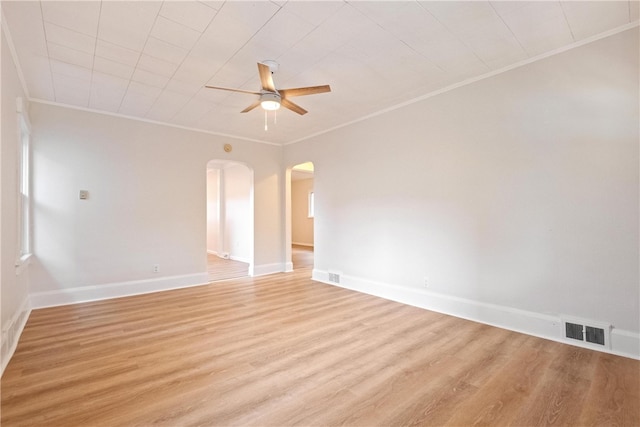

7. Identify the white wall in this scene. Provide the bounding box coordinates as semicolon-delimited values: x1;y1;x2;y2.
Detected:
292;178;314;246
29;103;283;306
223;164;251;262
206;163;251;262
206;168;219;254
1;23;31;374
285;29;639;356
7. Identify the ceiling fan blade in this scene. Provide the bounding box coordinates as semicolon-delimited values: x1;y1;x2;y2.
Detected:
205;85;261;95
258;62;276;92
241;100;262;113
281;98;308;115
279;85;331;98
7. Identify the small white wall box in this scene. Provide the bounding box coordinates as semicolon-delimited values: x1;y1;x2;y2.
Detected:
79;190;89;200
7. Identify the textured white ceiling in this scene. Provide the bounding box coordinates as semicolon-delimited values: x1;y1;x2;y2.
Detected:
2;1;637;145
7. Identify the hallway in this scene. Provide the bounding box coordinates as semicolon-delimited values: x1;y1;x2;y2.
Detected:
291;245;313;270
208;245;314;282
207;254;248;282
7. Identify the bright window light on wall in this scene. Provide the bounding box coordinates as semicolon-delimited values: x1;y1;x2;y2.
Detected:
17;98;32;262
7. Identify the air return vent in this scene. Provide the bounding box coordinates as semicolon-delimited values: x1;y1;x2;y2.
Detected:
565;322;584;341
328;272;340;284
585;326;605;346
561;316;610;349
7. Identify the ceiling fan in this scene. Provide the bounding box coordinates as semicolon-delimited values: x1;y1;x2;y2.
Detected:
205;60;331;116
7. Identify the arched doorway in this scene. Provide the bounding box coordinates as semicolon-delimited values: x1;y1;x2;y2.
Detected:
206;160;254;281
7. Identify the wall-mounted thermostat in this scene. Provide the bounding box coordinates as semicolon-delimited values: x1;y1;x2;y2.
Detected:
79;190;89;200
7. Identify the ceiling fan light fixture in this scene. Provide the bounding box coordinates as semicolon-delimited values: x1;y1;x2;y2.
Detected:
260;93;281;110
205;62;330;116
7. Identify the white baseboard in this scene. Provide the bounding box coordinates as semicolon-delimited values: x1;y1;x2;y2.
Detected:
610;329;640;359
250;263;284;277
284;261;294;273
30;273;209;309
292;242;314;247
312;269;639;360
229;255;250;264
208;250;231;259
207;251;249;264
1;296;32;377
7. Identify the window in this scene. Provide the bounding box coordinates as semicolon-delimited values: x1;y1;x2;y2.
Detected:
308;191;314;218
17;103;31;262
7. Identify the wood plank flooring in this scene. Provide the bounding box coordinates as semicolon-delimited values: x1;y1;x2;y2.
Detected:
291;244;313;270
2;255;638;426
207;253;249;282
207;245;312;282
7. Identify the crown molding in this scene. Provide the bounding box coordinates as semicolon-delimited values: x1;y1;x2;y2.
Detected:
0;13;281;148
285;21;639;146
4;8;637;148
29;98;283;147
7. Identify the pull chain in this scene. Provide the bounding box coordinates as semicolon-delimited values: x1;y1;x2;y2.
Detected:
264;110;278;131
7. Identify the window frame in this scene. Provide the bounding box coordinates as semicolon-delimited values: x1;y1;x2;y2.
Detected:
16;101;32;269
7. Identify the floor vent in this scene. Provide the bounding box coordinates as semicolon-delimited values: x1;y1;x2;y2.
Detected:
328;272;340;284
561;317;610;348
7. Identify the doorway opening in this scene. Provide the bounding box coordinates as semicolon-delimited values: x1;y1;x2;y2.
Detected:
206;160;254;282
286;162;315;273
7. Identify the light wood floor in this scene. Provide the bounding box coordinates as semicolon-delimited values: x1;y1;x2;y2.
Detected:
292;244;313;270
2;257;638;426
207;245;313;282
207;253;249;282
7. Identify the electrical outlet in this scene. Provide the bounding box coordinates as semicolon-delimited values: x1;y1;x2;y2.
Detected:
423;276;429;287
153;264;160;273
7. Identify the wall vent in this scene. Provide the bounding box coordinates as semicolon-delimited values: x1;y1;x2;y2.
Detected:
328;272;340;284
585;326;605;345
565;322;584;341
561;316;610;348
